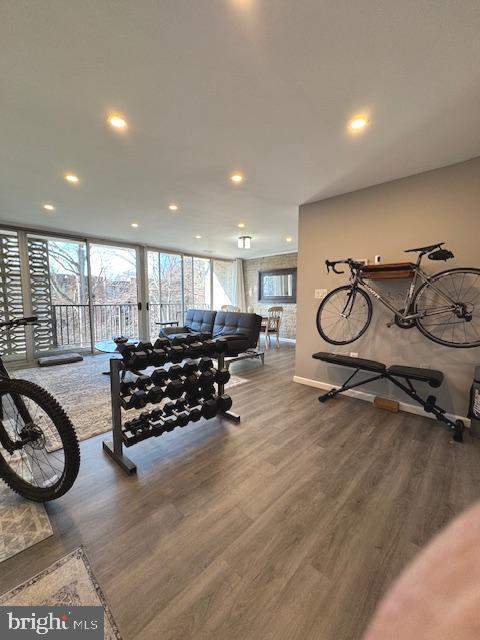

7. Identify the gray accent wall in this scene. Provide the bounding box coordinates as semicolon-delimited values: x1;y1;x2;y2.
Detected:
295;156;480;416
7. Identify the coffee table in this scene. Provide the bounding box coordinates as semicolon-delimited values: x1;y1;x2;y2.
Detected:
95;339;137;374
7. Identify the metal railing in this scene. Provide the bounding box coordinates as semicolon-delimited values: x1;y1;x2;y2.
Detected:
52;302;184;347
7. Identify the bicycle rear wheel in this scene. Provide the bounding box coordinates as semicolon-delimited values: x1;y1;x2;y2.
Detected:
0;378;80;501
414;268;480;348
316;286;372;345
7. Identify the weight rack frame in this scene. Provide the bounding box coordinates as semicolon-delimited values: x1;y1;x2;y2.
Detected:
102;351;240;474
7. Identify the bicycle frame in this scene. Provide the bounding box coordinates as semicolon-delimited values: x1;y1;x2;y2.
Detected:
350;253;459;322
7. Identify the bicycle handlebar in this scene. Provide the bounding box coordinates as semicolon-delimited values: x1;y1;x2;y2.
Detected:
325;259;364;275
0;316;38;329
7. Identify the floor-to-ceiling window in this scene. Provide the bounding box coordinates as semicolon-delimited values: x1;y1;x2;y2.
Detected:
212;259;235;309
89;243;139;343
147;251;183;338
184;256;211;311
1;223;235;361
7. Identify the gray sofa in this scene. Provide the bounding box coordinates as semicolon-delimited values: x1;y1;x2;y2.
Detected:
160;308;262;356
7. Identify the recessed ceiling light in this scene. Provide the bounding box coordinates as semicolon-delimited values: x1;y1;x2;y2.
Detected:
230;173;244;183
43;204;55;211
286;236;293;243
168;203;178;211
195;235;202;239
237;222;245;228
64;173;79;184
131;222;139;228
349;115;369;130
108;114;128;130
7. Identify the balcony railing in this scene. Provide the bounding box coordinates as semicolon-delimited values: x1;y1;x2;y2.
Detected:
52;302;184;348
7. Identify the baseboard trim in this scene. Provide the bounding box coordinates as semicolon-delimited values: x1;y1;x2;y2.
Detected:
292;375;470;427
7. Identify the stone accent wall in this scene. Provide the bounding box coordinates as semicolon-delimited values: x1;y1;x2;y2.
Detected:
243;253;297;339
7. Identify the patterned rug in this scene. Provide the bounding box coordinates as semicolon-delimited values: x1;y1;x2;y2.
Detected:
0;547;122;639
13;354;248;444
0;483;53;563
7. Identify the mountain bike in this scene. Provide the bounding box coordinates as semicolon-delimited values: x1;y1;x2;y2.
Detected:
0;316;80;501
316;243;480;348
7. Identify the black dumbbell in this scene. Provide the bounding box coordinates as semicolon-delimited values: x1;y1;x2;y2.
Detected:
154;337;170;350
217;394;233;412
163;379;184;400
201;339;216;356
151;368;169;386
199;369;215;388
167;364;184;379
123;416;147;434
151;348;168;366
184;373;200;394
146;385;164;404
133;374;151;390
182;360;198;375
123;389;148;410
215;368;230;385
167;345;185;364
162;401;190;427
198;357;214;371
201;396;219;419
120;379;136;396
188;406;202;422
185;341;204;358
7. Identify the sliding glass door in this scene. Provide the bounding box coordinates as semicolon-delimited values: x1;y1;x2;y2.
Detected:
89;243;139;344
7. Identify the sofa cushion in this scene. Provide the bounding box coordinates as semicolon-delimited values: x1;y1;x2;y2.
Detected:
213;312;262;349
185;309;216;335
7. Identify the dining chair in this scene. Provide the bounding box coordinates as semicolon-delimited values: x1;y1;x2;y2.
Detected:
263;306;283;350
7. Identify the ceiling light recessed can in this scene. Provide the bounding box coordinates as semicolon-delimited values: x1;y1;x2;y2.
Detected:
131;222;139;228
195;235;202;239
349;115;369;130
108;114;128;130
230;173;244;183
286;236;293;242
64;173;79;183
43;204;55;211
168;203;178;211
237;222;245;228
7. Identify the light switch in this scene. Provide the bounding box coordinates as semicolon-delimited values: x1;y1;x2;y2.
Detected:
315;289;327;299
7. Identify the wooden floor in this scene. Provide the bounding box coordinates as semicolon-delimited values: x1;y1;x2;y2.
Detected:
2;343;480;640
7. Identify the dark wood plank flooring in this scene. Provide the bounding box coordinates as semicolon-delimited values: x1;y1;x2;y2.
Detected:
1;343;480;640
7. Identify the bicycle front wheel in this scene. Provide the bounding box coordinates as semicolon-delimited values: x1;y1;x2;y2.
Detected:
316;286;372;345
0;378;80;501
414;268;480;348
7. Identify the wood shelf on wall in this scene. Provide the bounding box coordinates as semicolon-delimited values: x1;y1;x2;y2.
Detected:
361;262;415;280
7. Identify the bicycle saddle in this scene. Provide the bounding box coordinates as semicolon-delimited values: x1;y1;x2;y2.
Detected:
404;242;444;254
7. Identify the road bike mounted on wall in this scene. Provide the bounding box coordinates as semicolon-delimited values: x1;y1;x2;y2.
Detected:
316;243;480;348
0;316;80;501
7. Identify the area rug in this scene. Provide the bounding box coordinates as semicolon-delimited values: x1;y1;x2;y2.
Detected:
13;355;248;444
0;547;122;639
0;482;53;563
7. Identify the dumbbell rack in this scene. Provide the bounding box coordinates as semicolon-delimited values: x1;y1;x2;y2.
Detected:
102;351;240;474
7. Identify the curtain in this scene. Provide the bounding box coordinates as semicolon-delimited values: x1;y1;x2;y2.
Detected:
233;258;247;312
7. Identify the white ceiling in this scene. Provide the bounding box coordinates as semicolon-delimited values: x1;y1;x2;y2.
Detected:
1;0;479;259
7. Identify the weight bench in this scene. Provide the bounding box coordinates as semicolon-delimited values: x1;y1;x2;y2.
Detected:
312;352;464;442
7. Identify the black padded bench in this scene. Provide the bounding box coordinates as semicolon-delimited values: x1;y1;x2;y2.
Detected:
312;352;464;441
